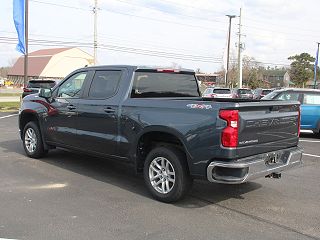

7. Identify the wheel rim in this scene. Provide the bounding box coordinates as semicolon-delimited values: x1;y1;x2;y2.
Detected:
149;157;175;194
24;128;37;153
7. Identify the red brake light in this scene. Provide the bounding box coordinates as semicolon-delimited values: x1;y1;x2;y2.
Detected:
23;87;32;92
219;110;239;148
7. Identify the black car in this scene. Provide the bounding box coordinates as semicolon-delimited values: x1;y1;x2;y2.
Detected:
22;79;59;98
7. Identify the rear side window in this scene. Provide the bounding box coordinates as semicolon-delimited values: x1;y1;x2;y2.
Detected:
213;89;230;94
303;93;320;105
88;70;122;99
131;72;199;98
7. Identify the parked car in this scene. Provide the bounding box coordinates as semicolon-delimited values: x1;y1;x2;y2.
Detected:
232;88;253;99
253;88;273;99
202;87;232;98
22;79;60;98
263;88;320;136
19;65;302;202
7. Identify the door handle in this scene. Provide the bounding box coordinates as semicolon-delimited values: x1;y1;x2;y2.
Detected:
104;107;116;114
67;104;76;110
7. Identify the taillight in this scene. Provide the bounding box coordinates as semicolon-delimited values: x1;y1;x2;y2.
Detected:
219;110;239;148
298;107;301;136
23;87;32;92
211;94;217;98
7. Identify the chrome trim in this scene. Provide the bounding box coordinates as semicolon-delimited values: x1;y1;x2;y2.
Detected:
207;147;303;184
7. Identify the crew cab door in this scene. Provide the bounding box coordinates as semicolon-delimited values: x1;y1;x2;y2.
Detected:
76;69;124;156
44;71;90;146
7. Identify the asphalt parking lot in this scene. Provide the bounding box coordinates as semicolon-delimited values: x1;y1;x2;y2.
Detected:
0;112;319;240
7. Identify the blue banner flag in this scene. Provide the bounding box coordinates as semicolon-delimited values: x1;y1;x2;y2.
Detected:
13;0;26;54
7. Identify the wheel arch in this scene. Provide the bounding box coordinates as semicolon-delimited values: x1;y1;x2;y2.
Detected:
133;126;191;174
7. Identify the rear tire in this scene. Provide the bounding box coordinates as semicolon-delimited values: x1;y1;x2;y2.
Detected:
143;146;193;203
22;121;47;158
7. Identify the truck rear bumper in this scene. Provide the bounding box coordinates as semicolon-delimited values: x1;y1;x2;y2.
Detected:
207;146;303;184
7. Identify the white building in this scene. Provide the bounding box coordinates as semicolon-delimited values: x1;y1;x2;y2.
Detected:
8;47;94;85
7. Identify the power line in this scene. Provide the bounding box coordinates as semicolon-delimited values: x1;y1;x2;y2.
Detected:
0;37;223;63
29;0;227;32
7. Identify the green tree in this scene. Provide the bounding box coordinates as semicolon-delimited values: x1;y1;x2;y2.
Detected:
288;53;315;87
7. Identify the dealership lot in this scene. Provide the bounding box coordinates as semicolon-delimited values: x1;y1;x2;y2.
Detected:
0;113;319;240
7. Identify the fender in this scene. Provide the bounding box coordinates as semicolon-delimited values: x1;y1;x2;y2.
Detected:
130;125;193;170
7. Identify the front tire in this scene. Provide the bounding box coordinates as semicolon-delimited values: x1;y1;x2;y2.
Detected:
143;146;193;203
22;121;47;158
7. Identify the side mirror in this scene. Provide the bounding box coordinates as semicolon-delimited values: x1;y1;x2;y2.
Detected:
39;88;52;99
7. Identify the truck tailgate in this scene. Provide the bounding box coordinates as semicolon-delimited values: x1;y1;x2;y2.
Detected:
237;101;300;149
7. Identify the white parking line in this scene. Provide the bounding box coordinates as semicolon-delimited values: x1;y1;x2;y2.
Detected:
0;113;19;119
299;139;320;143
303;153;320;158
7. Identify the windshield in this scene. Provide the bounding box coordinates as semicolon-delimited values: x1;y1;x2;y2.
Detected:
239;89;252;94
213;89;231;94
27;81;56;89
262;90;272;95
131;72;200;98
262;91;281;100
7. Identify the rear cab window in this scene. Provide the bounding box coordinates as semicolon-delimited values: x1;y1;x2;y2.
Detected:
131;70;200;98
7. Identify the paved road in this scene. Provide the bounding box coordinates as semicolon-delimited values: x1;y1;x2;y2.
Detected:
0;114;319;240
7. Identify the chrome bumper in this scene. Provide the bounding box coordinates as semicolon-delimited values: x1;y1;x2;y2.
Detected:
207;147;303;184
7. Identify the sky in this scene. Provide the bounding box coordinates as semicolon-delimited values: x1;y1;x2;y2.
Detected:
1;0;320;73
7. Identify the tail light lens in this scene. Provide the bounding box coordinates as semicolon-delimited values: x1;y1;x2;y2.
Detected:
219;110;239;148
23;87;32;92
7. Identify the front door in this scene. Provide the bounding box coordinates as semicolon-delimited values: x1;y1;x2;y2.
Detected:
76;70;123;156
44;71;89;147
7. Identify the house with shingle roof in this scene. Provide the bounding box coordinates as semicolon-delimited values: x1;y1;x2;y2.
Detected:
8;47;94;85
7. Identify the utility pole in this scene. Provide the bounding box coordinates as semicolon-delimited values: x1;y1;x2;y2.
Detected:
93;0;98;65
237;8;243;88
225;15;236;87
24;0;29;87
314;42;320;89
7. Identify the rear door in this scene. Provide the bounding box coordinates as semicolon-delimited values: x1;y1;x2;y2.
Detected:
76;69;124;156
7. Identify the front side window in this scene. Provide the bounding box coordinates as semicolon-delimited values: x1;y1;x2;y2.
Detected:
303;93;320;105
57;72;87;98
88;70;122;99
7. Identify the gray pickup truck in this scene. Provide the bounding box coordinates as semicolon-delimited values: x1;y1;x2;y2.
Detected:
19;65;302;202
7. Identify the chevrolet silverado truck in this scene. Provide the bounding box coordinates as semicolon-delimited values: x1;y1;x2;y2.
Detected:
19;65;303;202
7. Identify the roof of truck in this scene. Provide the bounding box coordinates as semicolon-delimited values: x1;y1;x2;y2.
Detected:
79;65;195;73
